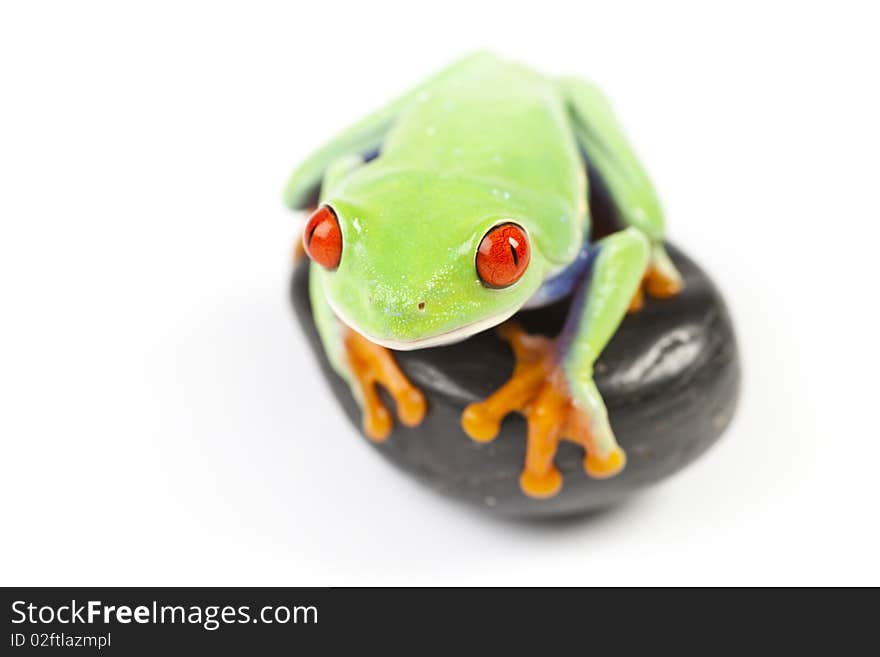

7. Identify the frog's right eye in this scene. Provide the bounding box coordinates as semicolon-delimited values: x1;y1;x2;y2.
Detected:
476;222;530;288
303;205;342;270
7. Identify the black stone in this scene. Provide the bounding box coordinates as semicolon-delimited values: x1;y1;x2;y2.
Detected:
290;243;740;518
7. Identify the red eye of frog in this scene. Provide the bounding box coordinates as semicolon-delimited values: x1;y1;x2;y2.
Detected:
303;205;342;270
476;222;530;288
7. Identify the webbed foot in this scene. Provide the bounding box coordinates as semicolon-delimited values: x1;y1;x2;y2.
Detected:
343;328;426;442
461;323;625;499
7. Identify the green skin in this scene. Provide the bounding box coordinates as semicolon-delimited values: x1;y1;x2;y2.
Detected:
286;52;682;461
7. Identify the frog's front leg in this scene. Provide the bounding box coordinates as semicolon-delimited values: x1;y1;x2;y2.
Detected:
309;264;426;441
462;228;649;498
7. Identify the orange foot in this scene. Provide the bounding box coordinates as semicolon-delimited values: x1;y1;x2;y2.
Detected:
628;257;684;313
343;327;426;442
461;323;625;499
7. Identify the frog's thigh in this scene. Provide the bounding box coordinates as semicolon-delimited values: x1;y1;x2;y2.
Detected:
284;51;497;210
561;228;649;461
321;154;365;199
560;76;683;302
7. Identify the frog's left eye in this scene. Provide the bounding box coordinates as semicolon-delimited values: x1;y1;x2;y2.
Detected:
303;205;342;270
476;222;530;288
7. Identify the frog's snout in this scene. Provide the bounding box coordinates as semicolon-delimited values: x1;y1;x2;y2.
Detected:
375;296;430;327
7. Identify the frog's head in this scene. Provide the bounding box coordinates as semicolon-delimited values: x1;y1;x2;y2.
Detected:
303;170;572;349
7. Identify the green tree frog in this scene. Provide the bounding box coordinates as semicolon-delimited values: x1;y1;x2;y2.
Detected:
285;53;683;499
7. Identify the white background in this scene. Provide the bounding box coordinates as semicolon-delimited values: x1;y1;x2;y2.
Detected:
1;1;878;586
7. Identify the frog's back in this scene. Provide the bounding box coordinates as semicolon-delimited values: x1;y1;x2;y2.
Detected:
377;54;586;252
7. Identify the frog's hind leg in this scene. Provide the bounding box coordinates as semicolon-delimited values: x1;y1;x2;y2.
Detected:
283;51;499;210
560;76;684;310
462;228;649;498
309;265;426;441
283;105;396;210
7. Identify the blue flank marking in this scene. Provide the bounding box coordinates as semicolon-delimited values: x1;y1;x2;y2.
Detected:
524;238;596;309
523;236;604;361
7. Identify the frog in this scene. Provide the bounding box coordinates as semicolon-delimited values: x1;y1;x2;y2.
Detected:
285;52;683;499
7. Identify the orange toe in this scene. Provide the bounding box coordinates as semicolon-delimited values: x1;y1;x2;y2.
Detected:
397;388;427;427
645;265;683;299
461;404;501;443
628;286;645;313
520;467;563;499
363;404;393;443
584;446;627;479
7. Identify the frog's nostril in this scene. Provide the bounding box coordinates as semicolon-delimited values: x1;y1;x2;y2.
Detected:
417;301;426;312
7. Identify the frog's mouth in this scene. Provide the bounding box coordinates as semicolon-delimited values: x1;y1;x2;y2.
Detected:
328;298;521;351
